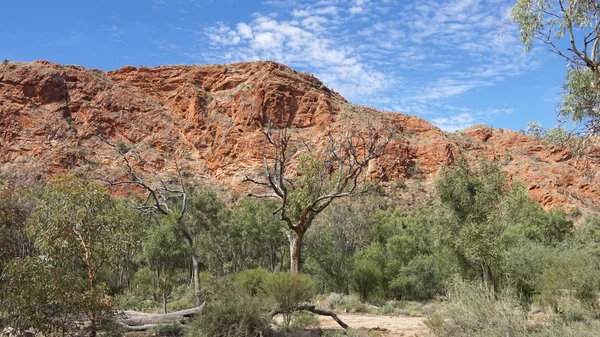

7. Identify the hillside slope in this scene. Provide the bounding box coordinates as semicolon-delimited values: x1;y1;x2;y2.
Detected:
0;60;598;214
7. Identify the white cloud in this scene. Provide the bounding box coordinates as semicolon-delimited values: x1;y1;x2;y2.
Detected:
432;113;476;132
187;0;543;128
202;12;392;100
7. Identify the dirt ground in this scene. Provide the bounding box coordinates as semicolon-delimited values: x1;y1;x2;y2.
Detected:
318;313;428;336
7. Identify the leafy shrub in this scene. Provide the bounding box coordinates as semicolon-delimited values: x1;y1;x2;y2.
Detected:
535;245;600;313
167;298;194;311
278;310;320;333
545;126;569;147
99;320;126;337
153;322;185;337
351;263;382;301
264;272;315;325
233;268;270;296
425;279;527;337
527;320;600;337
116;293;159;311
187;293;270;337
390;255;439;300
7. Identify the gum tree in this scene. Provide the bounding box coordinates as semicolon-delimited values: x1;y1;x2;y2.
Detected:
244;122;394;272
512;0;600;135
27;176;142;336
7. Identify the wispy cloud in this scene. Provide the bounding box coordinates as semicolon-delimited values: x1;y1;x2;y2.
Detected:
202;12;393;100
161;0;544;130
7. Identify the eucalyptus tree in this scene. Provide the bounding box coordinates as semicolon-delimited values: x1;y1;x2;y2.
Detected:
512;0;600;135
244;122;394;272
26;176;142;336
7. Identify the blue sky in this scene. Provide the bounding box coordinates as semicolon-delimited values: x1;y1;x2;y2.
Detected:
1;0;570;131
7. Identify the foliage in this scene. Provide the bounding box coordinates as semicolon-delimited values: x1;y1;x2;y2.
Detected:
545;125;569;147
434;158;539;289
138;222;189;312
200;199;286;274
187;292;270;337
512;0;600;134
390;255;439;300
277;310;320;333
0;256;101;336
233;268;270;296
535;243;600;312
351;262;382;301
525;121;545;138
0;182;36;274
425;279;528;337
304;196;381;294
152;322;185;337
21;176;141;330
263;272;315;325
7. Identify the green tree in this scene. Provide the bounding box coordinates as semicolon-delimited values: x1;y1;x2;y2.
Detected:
0;257;88;336
0;181;36;274
434;159;530;291
199;198;287;274
512;0;600;134
27;176;142;335
139;222;189;313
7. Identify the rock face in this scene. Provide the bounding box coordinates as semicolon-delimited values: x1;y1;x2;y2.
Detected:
1;60;598;215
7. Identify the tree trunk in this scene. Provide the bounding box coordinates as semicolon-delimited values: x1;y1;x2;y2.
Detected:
290;230;304;272
191;253;200;305
182;231;201;306
116;304;204;331
162;292;167;314
486;264;495;293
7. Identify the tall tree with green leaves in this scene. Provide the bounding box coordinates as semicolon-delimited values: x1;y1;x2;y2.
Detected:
139;222;189;313
512;0;600;135
27;176;142;336
434;159;530;291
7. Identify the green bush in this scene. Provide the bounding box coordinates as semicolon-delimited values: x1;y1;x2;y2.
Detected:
390;255;439;300
233;268;270;296
153;322;185;337
351;263;382;301
187;293;270;337
263;272;315;325
277;310;320;333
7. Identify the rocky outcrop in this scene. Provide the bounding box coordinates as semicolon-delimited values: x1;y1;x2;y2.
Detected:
1;60;598;215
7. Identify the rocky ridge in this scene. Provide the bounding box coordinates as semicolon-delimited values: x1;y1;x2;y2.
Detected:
0;60;598;215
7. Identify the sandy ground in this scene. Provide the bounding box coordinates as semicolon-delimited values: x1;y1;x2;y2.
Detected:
318;313;428;336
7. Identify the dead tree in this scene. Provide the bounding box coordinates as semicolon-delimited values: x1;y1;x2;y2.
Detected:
99;137;202;306
244;122;394;272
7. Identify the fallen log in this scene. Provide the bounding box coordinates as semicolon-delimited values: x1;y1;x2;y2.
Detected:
269;305;348;329
116;303;205;331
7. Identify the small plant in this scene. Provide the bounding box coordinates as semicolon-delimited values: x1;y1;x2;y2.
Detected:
187;292;270;337
2;59;8;66
264;272;315;325
278;310;320;333
233;268;270;296
116;140;130;154
351;263;382;301
152;322;184;337
525;121;545;138
425;279;527;337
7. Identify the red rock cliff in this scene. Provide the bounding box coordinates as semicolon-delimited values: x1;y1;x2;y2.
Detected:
0;60;598;215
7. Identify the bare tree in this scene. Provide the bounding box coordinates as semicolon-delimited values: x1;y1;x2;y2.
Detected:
99;137;203;306
244;121;395;272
